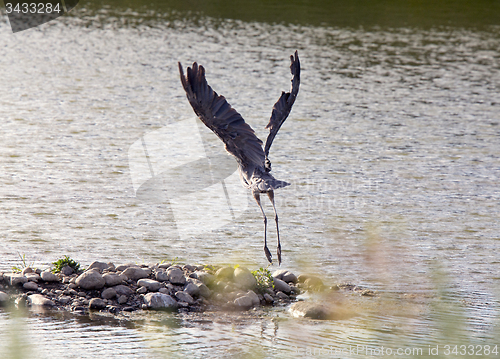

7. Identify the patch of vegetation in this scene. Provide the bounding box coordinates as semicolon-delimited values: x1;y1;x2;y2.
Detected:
251;267;274;294
52;255;81;273
12;253;34;273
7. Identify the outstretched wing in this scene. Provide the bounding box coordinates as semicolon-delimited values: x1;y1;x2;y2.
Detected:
264;50;301;159
179;62;265;168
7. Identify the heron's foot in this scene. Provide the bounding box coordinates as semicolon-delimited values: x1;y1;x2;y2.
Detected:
277;243;282;266
264;245;273;264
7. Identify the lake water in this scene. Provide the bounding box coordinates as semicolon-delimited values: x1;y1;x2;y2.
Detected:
1;1;499;357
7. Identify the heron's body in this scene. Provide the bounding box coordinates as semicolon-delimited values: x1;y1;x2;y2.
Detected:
179;51;300;264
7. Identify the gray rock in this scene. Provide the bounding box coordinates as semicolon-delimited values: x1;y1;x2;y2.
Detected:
22;267;33;275
215;266;234;280
246;290;260;306
115;264;135;271
137;286;148;294
158;287;170;294
107;262;116;271
182;264;196;272
143;293;178;310
196;282;211;298
233;267;257;289
289;301;335;320
273;277;291;294
167;267;186;285
117;295;128;304
102;273;124;287
101;287;117;299
60;265;74;276
9;274;28;286
28;294;54;307
155;270;169;282
175;291;194;305
113;284;134;296
121;267;148;281
183;282;200;297
89;298;106;310
275;291;289;300
137;278;161;292
272;269;297;283
0;291;9;304
76;270;105;290
87;261;110;273
263;293;274;303
23;281;38;291
234;295;253;308
58;296;72;304
41;271;60;282
194;271;215;286
25;273;41;282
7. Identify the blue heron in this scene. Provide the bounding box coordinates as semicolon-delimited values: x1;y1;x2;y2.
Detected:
179;51;300;264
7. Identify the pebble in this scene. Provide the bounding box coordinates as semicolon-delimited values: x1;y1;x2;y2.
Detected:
167;267;186;285
175;291;194;305
183;282;200;297
273;277;291;294
89;298;106;310
60;265;74;276
25;273;41;282
155;270;169;282
9;274;28;286
22;267;33;275
215;266;234;280
28;294;55;307
41;271;60;282
121;267;148;281
263;293;274;303
58;296;72;304
0;291;9;304
137;278;161;292
117;295;128;304
194;271;215;286
113;284;134;296
23;281;38;291
234;295;253;308
272;269;297;283
246;290;260;306
76;270;105;290
101;287;117;299
233;267;257;289
102;273;124;287
143;293;178;310
275;291;289;300
87;261;109;273
289;301;334;320
137;286;147;294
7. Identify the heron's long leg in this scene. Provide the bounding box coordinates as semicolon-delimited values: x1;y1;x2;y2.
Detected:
267;190;281;265
254;192;272;263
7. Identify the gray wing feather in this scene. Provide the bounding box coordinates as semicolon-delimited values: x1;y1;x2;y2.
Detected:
179;62;265;168
264;51;301;159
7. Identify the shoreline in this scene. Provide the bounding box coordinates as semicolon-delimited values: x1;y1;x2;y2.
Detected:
0;260;375;320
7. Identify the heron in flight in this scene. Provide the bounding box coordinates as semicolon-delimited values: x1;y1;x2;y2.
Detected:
178;51;300;265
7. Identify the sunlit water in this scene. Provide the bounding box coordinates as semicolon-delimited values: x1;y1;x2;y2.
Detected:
1;3;499;358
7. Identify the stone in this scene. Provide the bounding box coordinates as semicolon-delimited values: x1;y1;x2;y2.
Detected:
25;273;41;282
41;271;60;282
183;282;200;297
183;264;196;272
234;295;253;309
159;288;170;294
102;273;124;287
9;274;28;286
175;291;194;305
289;301;336;320
263;293;274;303
155;270;169;282
76;270;105;290
167;267;186;285
0;291;9;304
60;265;74;276
121;267;148;281
58;296;72;304
107;262;116;271
273;277;291;294
113;284;134;296
246;290;260;306
272;269;297;283
194;271;215;286
117;295;128;304
28;294;54;307
304;277;324;289
143;293;178;310
115;264;135;271
275;291;289;300
23;281;38;291
101;287;117;299
215;266;234;280
137;278;161;292
89;298;106;310
196;282;211;298
22;267;33;275
87;261;110;273
233;267;257;289
137;286;147;294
